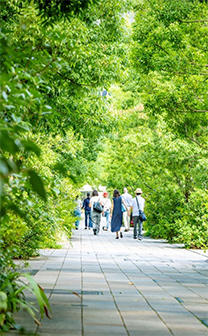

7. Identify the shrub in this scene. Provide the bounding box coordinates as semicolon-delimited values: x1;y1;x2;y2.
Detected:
0;249;51;332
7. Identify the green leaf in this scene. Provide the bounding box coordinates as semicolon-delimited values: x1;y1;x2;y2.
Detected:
23;274;51;319
27;169;47;201
19;301;40;325
0;292;7;312
21;140;41;156
0;160;9;175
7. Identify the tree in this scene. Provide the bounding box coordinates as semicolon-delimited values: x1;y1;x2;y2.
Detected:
0;0;128;330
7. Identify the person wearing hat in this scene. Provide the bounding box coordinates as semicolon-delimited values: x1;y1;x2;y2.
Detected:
131;188;145;240
102;192;111;231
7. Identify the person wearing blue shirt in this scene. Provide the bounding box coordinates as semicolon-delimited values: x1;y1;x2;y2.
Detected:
74;196;82;230
82;192;92;229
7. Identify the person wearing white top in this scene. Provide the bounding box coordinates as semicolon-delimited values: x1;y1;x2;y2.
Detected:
131;188;145;240
89;190;103;235
122;187;133;232
102;192;111;231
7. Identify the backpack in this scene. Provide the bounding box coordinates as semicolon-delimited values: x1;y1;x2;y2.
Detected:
93;200;103;213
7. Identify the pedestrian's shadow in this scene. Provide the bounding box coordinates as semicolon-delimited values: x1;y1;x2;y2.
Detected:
143;236;184;249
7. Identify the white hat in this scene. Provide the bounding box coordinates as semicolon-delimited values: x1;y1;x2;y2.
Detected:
135;188;143;194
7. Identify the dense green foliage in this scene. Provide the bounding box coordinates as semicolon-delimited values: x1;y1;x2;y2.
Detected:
132;0;208;137
0;0;125;257
0;0;126;330
92;0;208;249
1;0;208;330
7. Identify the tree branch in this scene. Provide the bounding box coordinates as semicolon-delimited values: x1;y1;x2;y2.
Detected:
155;43;169;55
187;136;208;150
178;110;208;113
180;20;208;23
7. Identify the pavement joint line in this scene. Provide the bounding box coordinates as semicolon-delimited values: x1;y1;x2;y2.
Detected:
173;286;208;330
111;255;174;336
88;232;130;335
201;319;208;328
94;252;130;336
81;228;84;336
174;278;208;303
189;264;208;280
129;258;208;331
175;297;184;304
188;249;208;261
174;292;208;330
23;248;57;276
35;246;70;335
21;269;39;276
132;251;208;304
43;289;104;295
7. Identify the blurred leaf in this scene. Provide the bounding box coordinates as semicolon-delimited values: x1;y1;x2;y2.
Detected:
0;160;8;176
0;131;19;153
2;91;8;101
21;140;41;156
28;169;47;201
23;274;51;319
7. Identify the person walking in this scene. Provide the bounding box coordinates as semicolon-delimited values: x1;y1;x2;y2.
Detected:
102;192;111;231
122;187;132;232
74;196;82;230
131;188;145;240
82;192;92;229
111;189;123;239
89;190;103;235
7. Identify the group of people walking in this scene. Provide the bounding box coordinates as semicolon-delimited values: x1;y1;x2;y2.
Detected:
75;187;146;240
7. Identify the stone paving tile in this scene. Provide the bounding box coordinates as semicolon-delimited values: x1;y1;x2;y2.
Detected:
84;318;127;333
8;221;208;335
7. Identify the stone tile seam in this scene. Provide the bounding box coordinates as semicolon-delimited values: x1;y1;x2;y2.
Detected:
35;246;71;335
94;251;130;336
133;253;208;304
111;255;174;336
81;228;84;336
129;258;208;331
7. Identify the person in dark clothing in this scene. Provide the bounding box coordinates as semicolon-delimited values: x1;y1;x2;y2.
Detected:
111;189;123;239
82;192;92;229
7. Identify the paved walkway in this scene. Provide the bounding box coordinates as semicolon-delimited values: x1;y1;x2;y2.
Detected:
10;221;208;336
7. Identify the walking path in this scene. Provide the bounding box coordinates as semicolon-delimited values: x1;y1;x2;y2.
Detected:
10;221;208;336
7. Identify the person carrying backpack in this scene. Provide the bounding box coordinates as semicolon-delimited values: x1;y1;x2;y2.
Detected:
89;190;103;235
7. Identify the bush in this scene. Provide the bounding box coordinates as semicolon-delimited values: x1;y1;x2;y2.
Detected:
174;190;208;248
145;186;183;241
145;188;208;249
0;248;51;332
